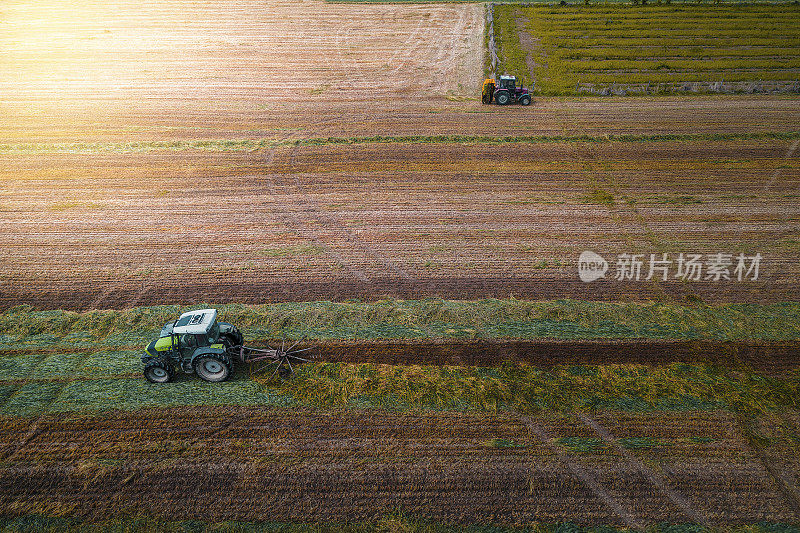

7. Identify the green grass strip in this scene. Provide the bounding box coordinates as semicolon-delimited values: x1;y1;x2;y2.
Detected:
507;3;800;95
3;299;800;345
2;131;799;154
2;299;799;417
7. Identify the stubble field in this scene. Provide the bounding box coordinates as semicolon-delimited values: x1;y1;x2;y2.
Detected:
1;407;798;527
3;104;800;309
1;0;800;529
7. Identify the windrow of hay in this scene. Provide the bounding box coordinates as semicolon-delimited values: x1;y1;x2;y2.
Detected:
272;362;800;415
2;131;799;154
2;299;800;344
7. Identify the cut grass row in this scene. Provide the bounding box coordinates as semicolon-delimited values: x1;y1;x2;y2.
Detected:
560;59;800;72
1;300;798;417
4;299;800;346
556;48;800;61
493;4;800;94
275;361;800;414
0;359;797;417
2;131;799;154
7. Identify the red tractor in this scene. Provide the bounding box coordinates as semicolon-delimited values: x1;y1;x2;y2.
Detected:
482;75;532;106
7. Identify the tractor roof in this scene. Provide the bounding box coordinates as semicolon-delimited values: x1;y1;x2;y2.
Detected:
172;309;218;335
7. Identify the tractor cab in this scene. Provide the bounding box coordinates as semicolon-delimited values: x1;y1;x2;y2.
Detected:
147;309;220;357
497;75;520;90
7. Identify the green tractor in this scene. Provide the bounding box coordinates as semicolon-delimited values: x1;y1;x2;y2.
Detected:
141;308;244;383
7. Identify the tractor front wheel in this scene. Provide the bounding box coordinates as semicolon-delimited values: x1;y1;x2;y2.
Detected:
495;91;510;105
194;353;233;382
144;358;174;384
520;95;531;106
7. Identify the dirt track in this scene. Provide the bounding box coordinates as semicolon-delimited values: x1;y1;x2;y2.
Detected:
0;406;797;525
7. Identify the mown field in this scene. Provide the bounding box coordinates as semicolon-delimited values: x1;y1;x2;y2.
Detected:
0;302;799;528
0;299;799;414
3;131;800;308
0;301;798;526
492;4;800;95
2;0;800;529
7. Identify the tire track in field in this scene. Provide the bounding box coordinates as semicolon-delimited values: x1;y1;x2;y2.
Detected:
256;117;422;296
285;140;415;284
737;413;800;516
577;411;710;527
262;143;372;289
523;416;645;529
569;141;703;303
763;138;799;191
325;4;478;95
0;350;83;463
261;124;374;289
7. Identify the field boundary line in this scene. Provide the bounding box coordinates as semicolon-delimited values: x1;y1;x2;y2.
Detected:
523;416;645;530
576;411;710;527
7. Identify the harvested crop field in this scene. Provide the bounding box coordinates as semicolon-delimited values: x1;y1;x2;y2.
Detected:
2;0;800;528
1;2;799;309
3;130;800;309
0;406;798;526
0;0;483;101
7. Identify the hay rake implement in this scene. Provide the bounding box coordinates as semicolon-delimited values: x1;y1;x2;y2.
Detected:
231;339;314;380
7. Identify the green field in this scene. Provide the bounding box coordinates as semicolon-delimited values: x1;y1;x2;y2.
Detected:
492;3;800;95
1;301;798;528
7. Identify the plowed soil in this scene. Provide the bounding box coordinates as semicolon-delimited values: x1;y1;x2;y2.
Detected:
0;406;797;525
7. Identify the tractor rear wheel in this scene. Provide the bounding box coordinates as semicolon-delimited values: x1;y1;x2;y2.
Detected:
520;95;531;106
495;91;510;105
194;353;233;382
144;358;174;383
